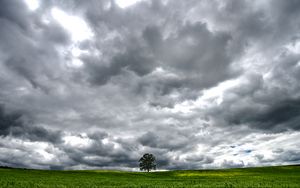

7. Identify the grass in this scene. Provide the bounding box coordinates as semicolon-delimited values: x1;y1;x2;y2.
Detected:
0;165;300;187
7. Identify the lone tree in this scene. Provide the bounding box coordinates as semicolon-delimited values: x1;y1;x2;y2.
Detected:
139;153;156;172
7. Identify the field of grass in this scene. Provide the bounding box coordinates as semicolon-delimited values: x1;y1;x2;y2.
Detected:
0;165;300;187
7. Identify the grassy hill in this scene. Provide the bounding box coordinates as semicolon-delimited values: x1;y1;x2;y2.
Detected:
0;165;300;187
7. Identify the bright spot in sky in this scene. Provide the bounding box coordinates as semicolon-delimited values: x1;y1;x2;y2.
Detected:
115;0;143;8
24;0;39;11
51;8;93;42
71;58;84;68
63;135;92;148
285;40;300;54
190;78;240;109
200;79;240;103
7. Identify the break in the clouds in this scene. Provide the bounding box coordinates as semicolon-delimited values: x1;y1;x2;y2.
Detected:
0;0;300;170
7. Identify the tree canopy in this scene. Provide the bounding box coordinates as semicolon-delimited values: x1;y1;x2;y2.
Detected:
139;153;156;172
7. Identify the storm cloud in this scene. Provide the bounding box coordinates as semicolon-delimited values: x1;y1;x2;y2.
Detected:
1;0;300;170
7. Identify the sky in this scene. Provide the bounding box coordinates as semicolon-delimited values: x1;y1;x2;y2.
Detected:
0;0;300;171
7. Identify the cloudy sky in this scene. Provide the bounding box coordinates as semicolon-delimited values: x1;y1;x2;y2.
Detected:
0;0;300;170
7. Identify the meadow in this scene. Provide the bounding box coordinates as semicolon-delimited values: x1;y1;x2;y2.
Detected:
0;165;300;187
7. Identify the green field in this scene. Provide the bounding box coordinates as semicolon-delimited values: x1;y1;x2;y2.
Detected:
0;165;300;188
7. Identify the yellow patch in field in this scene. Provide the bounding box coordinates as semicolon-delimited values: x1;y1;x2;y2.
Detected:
176;171;246;177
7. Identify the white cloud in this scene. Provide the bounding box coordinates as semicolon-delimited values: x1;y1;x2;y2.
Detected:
51;8;93;42
24;0;39;11
63;134;92;148
115;0;144;8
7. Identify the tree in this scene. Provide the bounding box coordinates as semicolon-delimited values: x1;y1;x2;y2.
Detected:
139;153;156;172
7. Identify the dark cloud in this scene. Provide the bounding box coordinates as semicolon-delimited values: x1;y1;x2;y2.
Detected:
55;133;140;169
278;150;300;163
0;0;30;31
0;0;70;92
249;99;300;131
0;104;23;136
84;47;156;85
0;104;62;143
207;50;300;132
138;22;237;98
254;148;300;165
221;160;245;168
79;0;238;96
12;124;63;144
138;131;192;151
